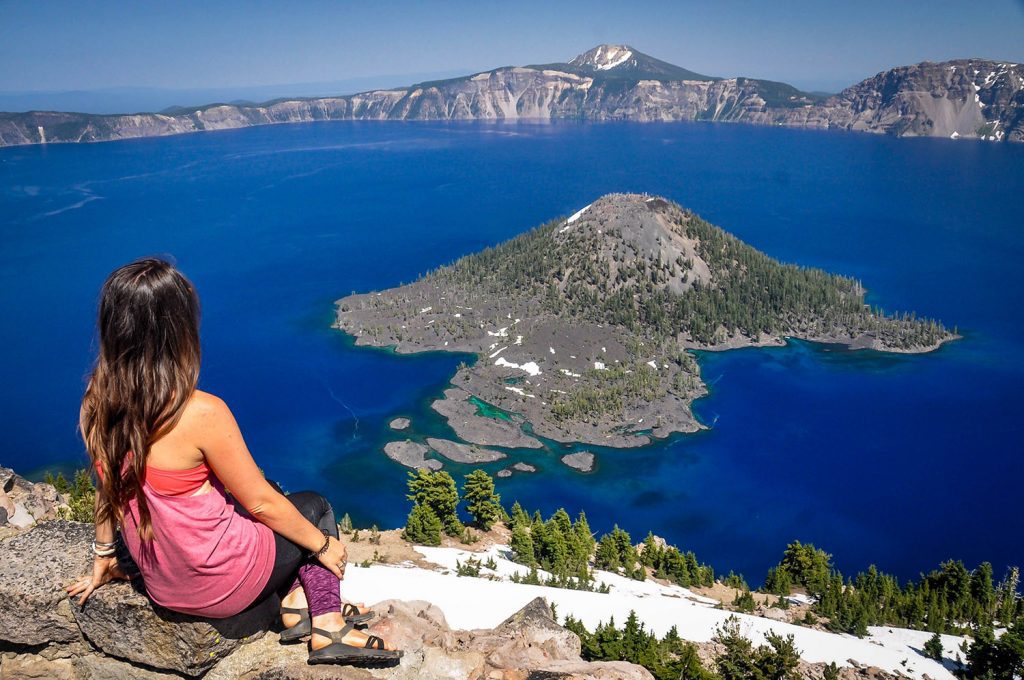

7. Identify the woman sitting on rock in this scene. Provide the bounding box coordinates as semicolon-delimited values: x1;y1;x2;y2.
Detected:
66;257;401;665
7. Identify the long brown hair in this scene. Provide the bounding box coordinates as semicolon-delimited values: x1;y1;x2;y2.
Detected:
80;257;201;539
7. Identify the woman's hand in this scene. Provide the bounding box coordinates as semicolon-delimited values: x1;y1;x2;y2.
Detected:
316;536;348;580
65;555;126;606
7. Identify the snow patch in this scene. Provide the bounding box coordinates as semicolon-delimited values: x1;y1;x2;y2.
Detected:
560;203;592;232
594;361;606;370
419;306;432;314
592;46;633;71
560;368;582;378
339;546;961;680
487;327;509;337
504;386;535;398
646;360;658;370
495;357;542;376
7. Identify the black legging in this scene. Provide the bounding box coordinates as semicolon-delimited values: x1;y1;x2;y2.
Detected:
116;487;340;633
210;487;339;630
251;489;339;603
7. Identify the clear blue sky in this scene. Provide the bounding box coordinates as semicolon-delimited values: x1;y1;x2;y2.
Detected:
2;0;1023;94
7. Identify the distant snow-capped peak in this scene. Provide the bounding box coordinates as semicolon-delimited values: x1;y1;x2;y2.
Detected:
569;44;635;71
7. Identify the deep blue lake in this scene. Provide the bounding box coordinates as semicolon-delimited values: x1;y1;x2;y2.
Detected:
1;121;1021;584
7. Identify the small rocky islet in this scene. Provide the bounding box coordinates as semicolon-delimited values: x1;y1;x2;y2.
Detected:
351;193;956;468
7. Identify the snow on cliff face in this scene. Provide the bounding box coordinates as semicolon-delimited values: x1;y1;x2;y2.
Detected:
570;44;634;71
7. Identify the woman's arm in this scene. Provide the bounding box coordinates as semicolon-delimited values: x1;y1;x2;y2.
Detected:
65;481;125;605
94;487;117;545
193;393;345;576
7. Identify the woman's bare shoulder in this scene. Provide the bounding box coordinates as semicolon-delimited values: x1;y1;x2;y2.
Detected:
183;389;233;422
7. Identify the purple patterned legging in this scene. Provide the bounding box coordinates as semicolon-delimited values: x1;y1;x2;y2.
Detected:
249;490;342;618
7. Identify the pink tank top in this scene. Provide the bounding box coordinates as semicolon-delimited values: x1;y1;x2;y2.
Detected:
118;469;276;618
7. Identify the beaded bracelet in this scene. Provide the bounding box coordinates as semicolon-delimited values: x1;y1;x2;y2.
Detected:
313;530;331;559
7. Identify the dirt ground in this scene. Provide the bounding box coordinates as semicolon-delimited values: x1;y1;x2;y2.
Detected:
338;523;512;570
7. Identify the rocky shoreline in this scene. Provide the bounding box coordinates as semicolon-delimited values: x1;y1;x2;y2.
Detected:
383;441;441;471
425;438;507;465
560;452;595;473
431;387;543;449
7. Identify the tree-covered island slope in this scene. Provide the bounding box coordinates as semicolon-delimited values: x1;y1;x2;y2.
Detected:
335;194;956;448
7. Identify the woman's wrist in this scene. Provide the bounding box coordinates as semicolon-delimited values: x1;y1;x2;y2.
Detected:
92;537;118;557
312;530;331;558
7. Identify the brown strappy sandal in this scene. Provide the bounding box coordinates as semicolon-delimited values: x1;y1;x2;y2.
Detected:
307;622;402;665
280;604;375;643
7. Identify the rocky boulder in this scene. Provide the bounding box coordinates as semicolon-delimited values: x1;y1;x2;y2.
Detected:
0;466;64;536
0;521;274;675
0;520;653;680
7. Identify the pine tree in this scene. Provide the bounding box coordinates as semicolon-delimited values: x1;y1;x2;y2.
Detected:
924;632;944;661
509;500;530;529
574;511;596;556
510;524;536;565
462;470;502;530
402;503;442;546
997;567;1020;625
594;533;621;572
406;468;463;536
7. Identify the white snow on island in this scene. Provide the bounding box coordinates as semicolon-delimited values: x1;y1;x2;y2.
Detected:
494;357;542;376
559;203;592;232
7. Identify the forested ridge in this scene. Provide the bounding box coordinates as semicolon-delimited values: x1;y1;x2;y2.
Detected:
423;195;952;350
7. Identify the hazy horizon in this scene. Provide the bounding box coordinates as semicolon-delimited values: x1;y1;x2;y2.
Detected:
2;0;1023;113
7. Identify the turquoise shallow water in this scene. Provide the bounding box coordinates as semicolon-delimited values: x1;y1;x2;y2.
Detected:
1;120;1022;583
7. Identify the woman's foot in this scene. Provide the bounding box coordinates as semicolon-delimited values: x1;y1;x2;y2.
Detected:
282;587;371;628
281;587;307;629
310;612;398;652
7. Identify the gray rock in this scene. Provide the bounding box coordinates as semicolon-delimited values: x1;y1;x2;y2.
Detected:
1;465;16;492
426;438;506;464
496;462;538;478
0;520;274;676
431;388;543;449
533;659;656;679
0;520;92;646
7;502;36;528
0;651;203;679
205;632;374;679
383;441;442;471
389;417;412;430
0;466;64;527
72;579;274;676
560;452;595;472
465;597;582;669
